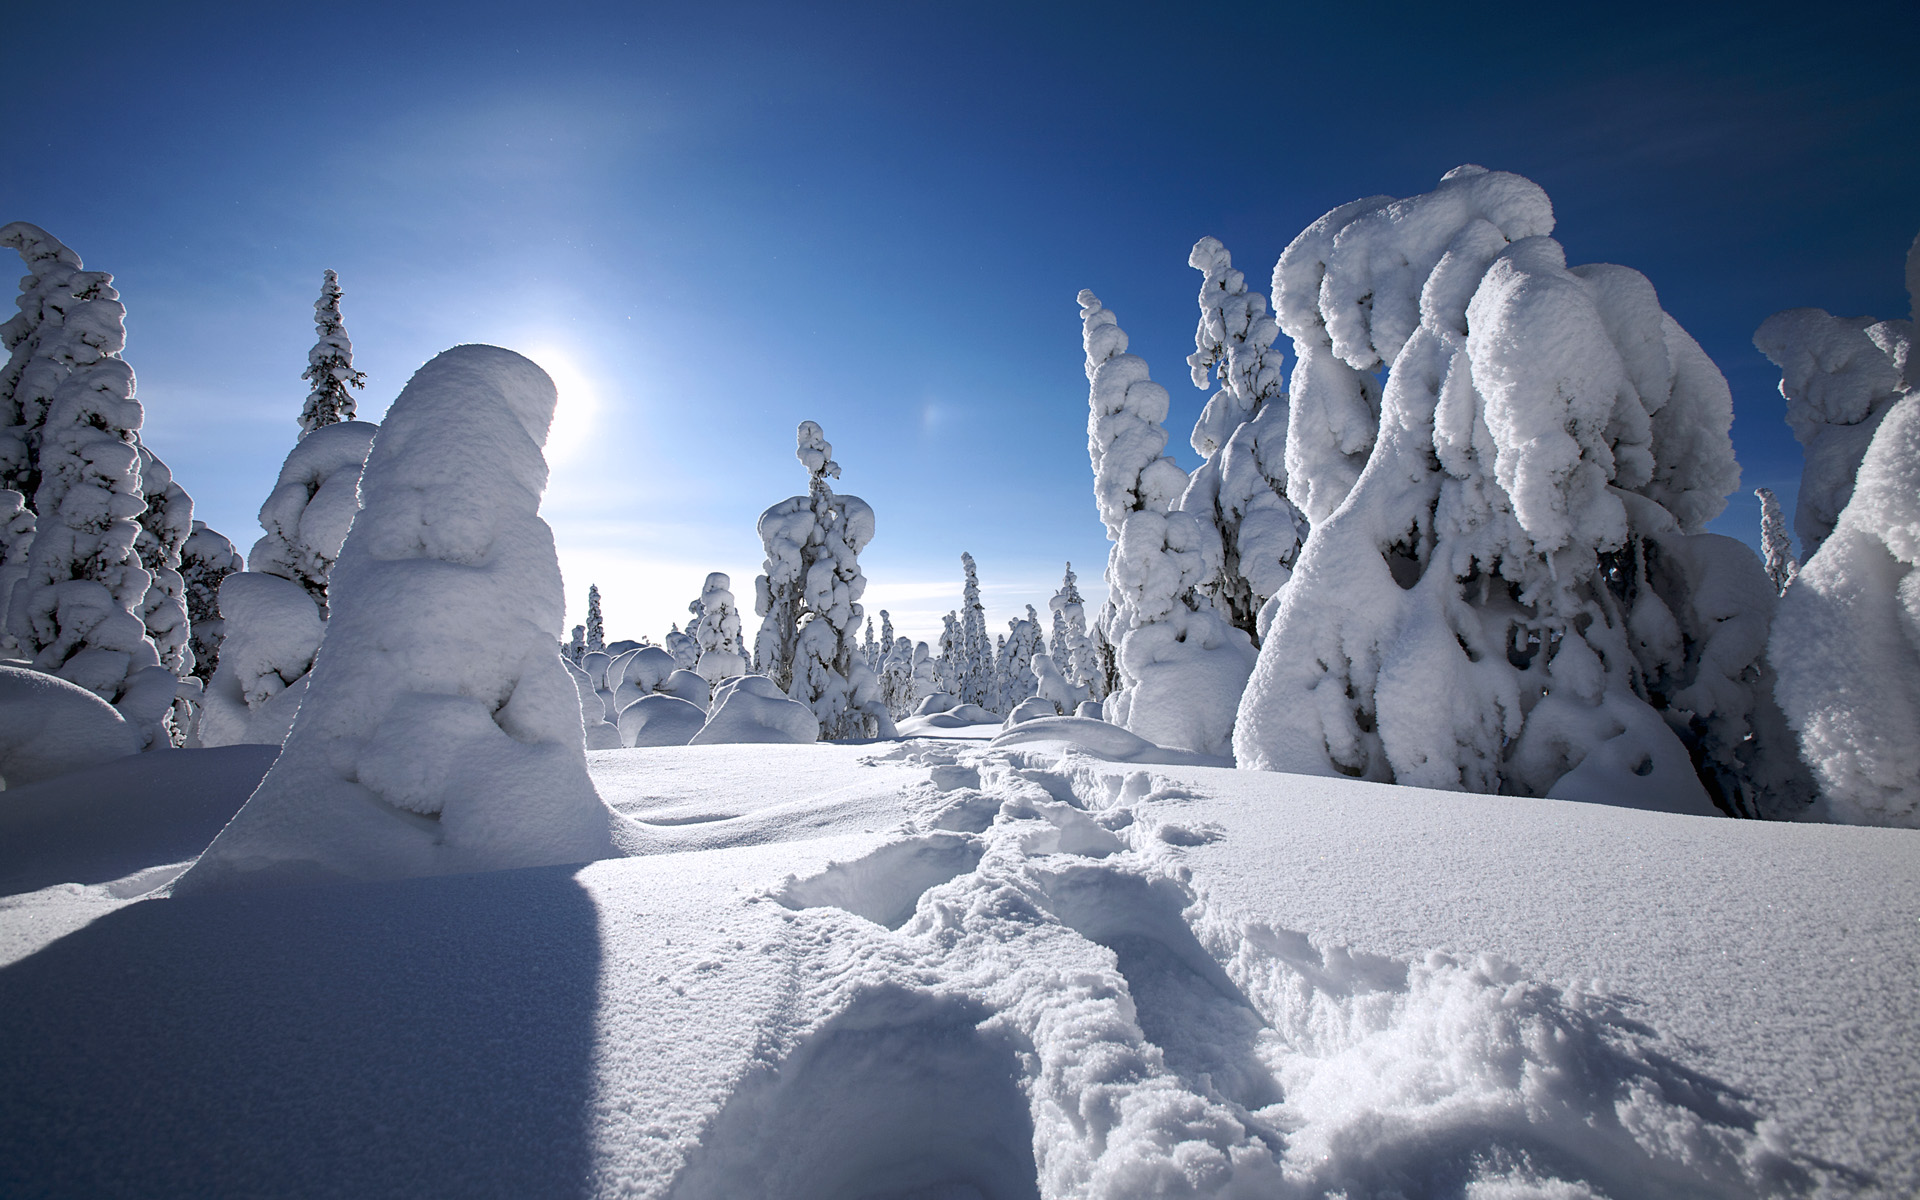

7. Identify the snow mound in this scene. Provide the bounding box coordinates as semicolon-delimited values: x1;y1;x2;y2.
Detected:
989;715;1229;767
689;674;817;745
618;693;707;748
0;664;141;788
176;345;622;891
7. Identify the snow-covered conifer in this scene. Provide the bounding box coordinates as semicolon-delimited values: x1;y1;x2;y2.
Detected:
752;421;894;738
1239;166;1796;815
663;622;699;670
179;345;620;890
1767;233;1920;826
1179;237;1307;636
585;583;605;654
909;640;940;708
0;223;176;742
180;520;242;684
0;490;33;658
1079;289;1252;753
568;624;586;663
937;610;960;694
1756;487;1797;594
957;553;991;707
297;269;366;438
692;571;746;683
881;634;914;717
1048;562;1097;697
994;606;1043;714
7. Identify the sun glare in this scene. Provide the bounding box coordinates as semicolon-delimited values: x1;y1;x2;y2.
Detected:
525;345;599;467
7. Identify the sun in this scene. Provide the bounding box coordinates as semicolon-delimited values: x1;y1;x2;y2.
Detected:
523;344;599;467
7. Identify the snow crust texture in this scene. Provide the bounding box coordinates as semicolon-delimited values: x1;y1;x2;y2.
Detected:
177;345;620;890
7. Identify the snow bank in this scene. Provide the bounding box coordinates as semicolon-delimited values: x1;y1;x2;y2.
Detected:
689;674;818;745
0;664;141;788
618;693;707;748
176;345;621;891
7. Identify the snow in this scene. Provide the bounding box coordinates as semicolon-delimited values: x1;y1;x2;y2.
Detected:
2;733;1913;1197
689;673;819;745
177;346;624;890
0;663;142;788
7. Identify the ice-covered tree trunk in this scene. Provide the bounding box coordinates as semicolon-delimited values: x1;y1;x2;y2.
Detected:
1767;233;1920;827
297;269;366;438
181;520;241;685
199;419;375;747
1756;487;1797;594
0;224;176;743
692;571;747;684
178;345;621;891
1238;166;1804;816
753;421;893;738
1179;237;1307;639
1080;289;1252;753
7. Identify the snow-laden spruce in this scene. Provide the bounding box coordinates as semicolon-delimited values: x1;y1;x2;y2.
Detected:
1048;562;1099;700
179;521;242;685
297;269;366;438
1179;237;1307;639
1754;301;1912;561
0;222;180;745
1767;233;1920;828
1080;289;1254;757
1237;166;1805;816
1756;487;1797;594
957;552;991;709
198;419;376;747
692;571;746;683
178;346;622;890
751;421;892;739
585;583;605;654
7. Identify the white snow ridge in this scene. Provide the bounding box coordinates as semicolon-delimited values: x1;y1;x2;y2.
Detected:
176;345;624;890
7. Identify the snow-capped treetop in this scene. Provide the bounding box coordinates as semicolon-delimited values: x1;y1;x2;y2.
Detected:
297;270;367;438
796;419;838;480
1186;236;1286;457
1080;290;1188;537
1756;487;1797;594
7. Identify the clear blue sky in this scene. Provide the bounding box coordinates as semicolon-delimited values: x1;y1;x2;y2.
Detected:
4;1;1915;645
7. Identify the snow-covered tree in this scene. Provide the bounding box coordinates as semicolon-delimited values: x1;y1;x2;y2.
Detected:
692;571;747;684
1179;237;1308;638
861;615;877;674
937;610;960;694
909;640;940;709
0;489;32;657
178;345;619;890
991;606;1043;715
1048;562;1098;699
180;520;242;685
1080;289;1253;754
0;223;177;743
585;583;605;654
297;269;366;438
1756;487;1797;594
881;634;914;717
568;624;586;663
664;622;700;670
199;419;375;747
879;609;894;657
752;421;893;738
1766;233;1919;827
958;552;991;707
1237;166;1802;816
134;445;193;680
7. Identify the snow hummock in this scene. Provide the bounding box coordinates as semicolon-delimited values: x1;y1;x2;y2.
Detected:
0;663;141;788
176;346;623;890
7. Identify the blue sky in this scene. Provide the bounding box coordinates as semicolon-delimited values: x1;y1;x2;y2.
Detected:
4;1;1915;645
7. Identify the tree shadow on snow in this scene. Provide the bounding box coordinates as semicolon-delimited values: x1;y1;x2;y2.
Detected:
0;864;602;1199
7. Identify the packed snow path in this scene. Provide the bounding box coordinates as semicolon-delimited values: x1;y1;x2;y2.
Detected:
1;733;1915;1198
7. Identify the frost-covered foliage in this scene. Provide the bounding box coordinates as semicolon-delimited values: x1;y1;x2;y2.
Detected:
1754;304;1912;560
1756;487;1797;594
1179;237;1307;638
752;422;893;739
585;583;605;654
0;222;177;744
199;419;375;747
180;345;620;890
1769;235;1920;827
180;521;242;684
957;552;991;708
690;571;746;684
297;269;366;438
1238;166;1794;816
1080;289;1254;755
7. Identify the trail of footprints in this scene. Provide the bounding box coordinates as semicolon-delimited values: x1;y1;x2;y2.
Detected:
671;744;1812;1200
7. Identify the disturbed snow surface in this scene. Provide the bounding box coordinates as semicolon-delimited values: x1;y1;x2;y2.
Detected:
1;731;1915;1198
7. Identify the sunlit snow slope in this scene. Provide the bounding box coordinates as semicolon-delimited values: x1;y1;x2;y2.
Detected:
0;732;1914;1198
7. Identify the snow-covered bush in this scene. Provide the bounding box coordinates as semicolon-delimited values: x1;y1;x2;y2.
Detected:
0;663;141;787
692;571;746;684
1756;487;1797;594
1237;166;1795;815
618;692;707;747
178;345;621;890
180;520;241;684
751;421;894;739
690;673;818;745
297;270;366;438
1768;235;1920;827
1178;237;1307;637
0;223;177;744
1079;289;1254;755
199;419;375;747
